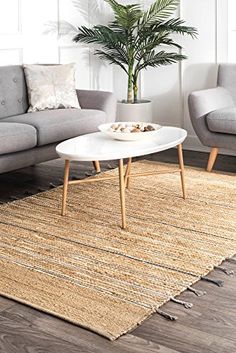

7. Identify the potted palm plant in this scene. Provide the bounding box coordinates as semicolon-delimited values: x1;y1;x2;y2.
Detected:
73;0;197;122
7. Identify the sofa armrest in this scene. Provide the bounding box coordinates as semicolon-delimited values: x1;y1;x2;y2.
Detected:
188;87;235;148
188;87;234;120
76;89;117;123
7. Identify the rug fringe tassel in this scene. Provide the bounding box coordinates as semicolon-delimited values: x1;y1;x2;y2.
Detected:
24;191;34;196
85;172;93;177
226;257;236;265
187;286;206;297
9;196;19;200
170;297;193;309
214;266;234;276
38;188;47;192
156;309;177;321
201;276;224;287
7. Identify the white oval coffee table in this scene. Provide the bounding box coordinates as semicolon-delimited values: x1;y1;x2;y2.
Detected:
56;126;187;229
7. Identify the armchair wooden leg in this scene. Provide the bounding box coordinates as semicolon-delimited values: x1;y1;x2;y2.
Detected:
92;161;101;173
207;148;218;172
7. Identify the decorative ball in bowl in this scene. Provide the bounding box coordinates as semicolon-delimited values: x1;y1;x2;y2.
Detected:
98;122;162;141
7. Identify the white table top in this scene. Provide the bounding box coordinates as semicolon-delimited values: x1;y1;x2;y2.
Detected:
56;127;187;161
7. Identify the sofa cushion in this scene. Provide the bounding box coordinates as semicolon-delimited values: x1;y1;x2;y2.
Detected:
0;122;37;155
3;109;106;146
0;65;29;120
206;107;236;135
23;64;80;112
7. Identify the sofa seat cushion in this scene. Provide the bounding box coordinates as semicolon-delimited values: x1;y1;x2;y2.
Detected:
206;107;236;135
0;122;37;155
3;109;106;146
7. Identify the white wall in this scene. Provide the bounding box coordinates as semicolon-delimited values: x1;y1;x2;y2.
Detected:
0;0;114;91
0;0;231;154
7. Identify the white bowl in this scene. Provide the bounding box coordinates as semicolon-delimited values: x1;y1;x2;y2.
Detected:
98;122;162;141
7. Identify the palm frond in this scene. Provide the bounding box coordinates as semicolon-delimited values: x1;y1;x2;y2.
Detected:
135;31;170;58
73;25;129;64
141;0;180;26
73;26;103;46
158;18;198;38
95;24;126;45
104;0;142;29
160;38;182;49
94;49;128;73
73;25;123;45
135;17;196;57
135;50;186;73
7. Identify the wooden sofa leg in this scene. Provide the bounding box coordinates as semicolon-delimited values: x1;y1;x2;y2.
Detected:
207;148;218;172
93;161;101;173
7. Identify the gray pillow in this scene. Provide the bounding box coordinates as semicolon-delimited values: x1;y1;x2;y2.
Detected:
23;63;81;112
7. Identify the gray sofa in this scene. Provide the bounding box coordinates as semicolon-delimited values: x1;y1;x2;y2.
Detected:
0;65;116;174
188;64;236;172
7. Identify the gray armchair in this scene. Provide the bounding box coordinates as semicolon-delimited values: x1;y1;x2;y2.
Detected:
188;64;236;172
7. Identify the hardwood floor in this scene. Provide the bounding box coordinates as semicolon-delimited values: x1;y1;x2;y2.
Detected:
0;149;235;353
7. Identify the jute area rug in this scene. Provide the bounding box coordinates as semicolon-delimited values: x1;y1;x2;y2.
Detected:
0;161;235;340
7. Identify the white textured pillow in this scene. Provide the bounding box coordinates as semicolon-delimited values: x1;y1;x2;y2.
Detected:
23;63;80;112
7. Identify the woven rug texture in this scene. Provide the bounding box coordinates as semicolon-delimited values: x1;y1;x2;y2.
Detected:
0;161;235;340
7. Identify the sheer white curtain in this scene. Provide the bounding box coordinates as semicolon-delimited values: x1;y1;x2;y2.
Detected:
228;0;236;62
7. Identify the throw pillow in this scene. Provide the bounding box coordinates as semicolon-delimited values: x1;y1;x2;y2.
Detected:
23;63;80;112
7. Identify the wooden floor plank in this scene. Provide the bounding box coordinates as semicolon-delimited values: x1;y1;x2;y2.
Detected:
134;316;236;353
0;304;179;353
0;297;15;313
0;313;98;353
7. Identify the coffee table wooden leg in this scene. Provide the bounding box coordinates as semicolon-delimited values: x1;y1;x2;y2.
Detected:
118;159;126;229
62;160;70;216
178;144;186;200
92;161;101;173
124;157;132;189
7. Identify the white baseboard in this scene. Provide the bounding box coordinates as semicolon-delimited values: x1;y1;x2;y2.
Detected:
183;135;236;157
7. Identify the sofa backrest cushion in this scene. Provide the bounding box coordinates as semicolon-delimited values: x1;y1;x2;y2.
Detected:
0;65;29;119
218;64;236;105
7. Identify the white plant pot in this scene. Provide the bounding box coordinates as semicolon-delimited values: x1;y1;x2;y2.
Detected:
116;100;153;123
